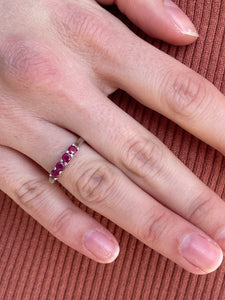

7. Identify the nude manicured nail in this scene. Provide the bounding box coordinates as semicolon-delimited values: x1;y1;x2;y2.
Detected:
83;230;120;262
179;233;223;273
164;0;199;37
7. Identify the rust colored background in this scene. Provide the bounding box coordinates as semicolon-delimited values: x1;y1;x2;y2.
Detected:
0;0;225;299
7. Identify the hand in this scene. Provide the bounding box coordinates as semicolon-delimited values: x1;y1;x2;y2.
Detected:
0;0;224;275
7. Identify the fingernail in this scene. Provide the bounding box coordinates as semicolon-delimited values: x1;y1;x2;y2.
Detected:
83;230;120;262
179;233;223;273
164;0;199;37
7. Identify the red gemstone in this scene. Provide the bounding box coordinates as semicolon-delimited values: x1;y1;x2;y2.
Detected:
56;162;64;171
62;153;71;163
68;145;78;154
51;169;60;178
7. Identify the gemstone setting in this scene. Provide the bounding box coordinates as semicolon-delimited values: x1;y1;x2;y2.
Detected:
49;141;82;183
51;169;60;178
56;162;64;171
68;145;78;154
62;152;71;164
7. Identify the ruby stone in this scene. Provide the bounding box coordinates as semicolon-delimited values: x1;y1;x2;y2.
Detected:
62;153;71;163
68;145;78;154
51;169;60;178
56;162;64;171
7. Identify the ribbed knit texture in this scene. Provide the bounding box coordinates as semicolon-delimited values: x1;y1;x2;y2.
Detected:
0;1;225;299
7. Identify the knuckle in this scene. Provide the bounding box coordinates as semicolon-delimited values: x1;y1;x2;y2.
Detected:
73;11;106;45
15;178;47;208
50;208;74;237
187;190;214;222
76;162;116;205
165;71;207;117
138;210;169;244
0;38;59;89
121;137;164;179
53;3;115;60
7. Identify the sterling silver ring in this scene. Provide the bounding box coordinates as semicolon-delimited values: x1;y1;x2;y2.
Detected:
49;137;84;183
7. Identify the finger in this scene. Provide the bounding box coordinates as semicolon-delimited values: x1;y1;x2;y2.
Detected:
5;117;223;274
0;145;120;263
108;40;225;156
97;0;198;45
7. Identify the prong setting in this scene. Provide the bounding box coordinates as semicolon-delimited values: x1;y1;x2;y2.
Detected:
49;139;84;183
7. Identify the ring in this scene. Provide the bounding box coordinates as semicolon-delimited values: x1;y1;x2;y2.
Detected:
49;137;84;183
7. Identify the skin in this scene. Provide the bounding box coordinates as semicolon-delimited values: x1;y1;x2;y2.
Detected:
0;0;225;274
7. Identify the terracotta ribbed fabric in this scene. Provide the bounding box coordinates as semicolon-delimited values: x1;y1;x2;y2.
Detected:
0;1;225;299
